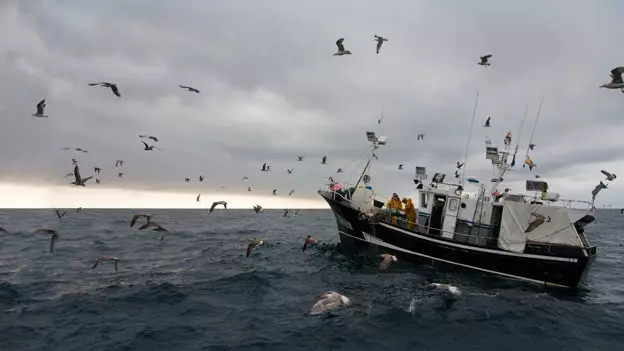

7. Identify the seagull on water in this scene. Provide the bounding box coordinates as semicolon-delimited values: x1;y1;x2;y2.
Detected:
34;229;59;253
88;82;121;97
379;254;398;271
333;38;352;56
92;256;120;272
302;235;317;252
478;54;492;66
309;292;352;315
141;141;160;151
0;226;7;233
600;67;624;91
483;117;491;127
374;35;388;54
71;165;93;186
284;209;289;217
130;214;152;228
139;222;171;241
601;170;617;181
246;238;265;257
179;85;200;93
210;201;227;213
429;283;461;295
32;99;47;118
139;135;159;142
253;205;263;213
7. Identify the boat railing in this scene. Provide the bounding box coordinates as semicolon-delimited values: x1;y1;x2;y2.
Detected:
503;194;593;210
318;186;353;206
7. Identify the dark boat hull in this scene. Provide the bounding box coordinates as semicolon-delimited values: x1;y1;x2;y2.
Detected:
321;191;595;289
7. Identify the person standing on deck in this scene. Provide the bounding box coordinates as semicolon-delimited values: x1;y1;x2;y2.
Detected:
403;198;417;230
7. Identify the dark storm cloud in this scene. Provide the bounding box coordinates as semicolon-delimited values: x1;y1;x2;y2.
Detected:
1;0;624;205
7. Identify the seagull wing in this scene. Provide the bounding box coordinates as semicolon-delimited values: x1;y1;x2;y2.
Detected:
91;258;101;269
49;235;58;253
73;165;82;184
36;99;46;114
611;67;624;84
601;170;613;178
141;141;149;149
88;82;103;86
179;85;190;90
110;85;121;97
210;202;218;213
130;214;146;227
81;176;93;184
379;256;393;271
336;38;345;51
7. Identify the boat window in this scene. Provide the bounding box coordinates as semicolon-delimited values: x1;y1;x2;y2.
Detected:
448;198;459;211
420;193;429;208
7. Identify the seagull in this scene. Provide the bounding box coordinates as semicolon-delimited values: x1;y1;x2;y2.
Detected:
199;175;204;182
428;283;461;295
321;156;327;165
253;205;263;213
88;82;121;97
284;209;289;217
601;170;617;181
197;194;201;202
115;160;125;167
246;238;265;257
455;170;460;179
91;256;120;272
592;181;608;201
297;156;304;161
309;292;352;315
139;135;159;142
130;214;152;228
185;178;190;183
337;168;343;173
379;254;398;271
478;54;492;66
398;164;403;170
287;168;294;174
94;167;101;174
483;117;491;127
32;99;47;118
333;38;352;56
535;174;541;179
374;35;388;54
266;165;271;171
141;141;159;151
378;111;384;125
0;226;7;233
96;178;100;184
272;189;278;195
529;144;536;150
179;85;200;93
75;148;88;153
72;159;79;165
294;209;300;216
600;67;624;90
302;235;317;252
241;176;249;181
210;201;227;213
457;161;464;169
71;165;93;186
138;222;170;241
118;173;124;178
35;229;59;253
525;213;551;233
64;172;74;179
55;209;67;219
248;186;252;192
289;189;295;196
261;162;268;172
417;133;426;141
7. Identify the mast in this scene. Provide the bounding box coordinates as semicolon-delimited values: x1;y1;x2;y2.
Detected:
524;93;545;162
460;91;480;186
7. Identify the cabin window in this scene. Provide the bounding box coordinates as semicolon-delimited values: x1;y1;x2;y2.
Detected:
420;193;429;208
448;198;459;212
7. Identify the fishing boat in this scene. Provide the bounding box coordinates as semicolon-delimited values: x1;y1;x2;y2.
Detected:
318;123;606;289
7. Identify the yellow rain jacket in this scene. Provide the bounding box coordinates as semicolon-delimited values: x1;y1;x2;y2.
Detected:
404;199;417;230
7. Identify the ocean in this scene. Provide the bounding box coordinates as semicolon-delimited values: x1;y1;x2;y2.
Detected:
0;209;622;351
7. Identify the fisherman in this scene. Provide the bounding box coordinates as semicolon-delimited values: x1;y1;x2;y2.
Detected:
504;131;512;146
386;193;404;225
403;198;417;230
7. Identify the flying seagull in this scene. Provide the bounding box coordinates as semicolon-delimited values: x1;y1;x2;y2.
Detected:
71;165;93;186
261;162;268;172
185;178;190;183
210;201;227;213
179;85;200;93
525;213;551;233
287;168;294;174
398;164;403;170
601;170;617;181
139;135;159;142
535;174;541;179
246;238;265;257
118;173;124;178
457;161;464;169
333;38;352;56
379;254;398;271
297;156;304;161
483;117;491;127
321;156;327;165
94;167;101;174
197;194;201;202
91;256;120;272
248;186;252;192
241;176;249;181
592;181;608;201
32;99;47;118
115;160;125;167
199;175;204;182
283;209;289;217
35;229;59;253
139;222;171;241
141;141;160;151
272;189;278;195
600;67;624;91
72;159;79;165
289;189;295;196
55;209;67;219
88;82;121;97
96;178;100;184
130;214;152;228
478;54;492;66
302;235;317;252
336;168;343;173
529;144;536;150
417;133;426;141
374;35;388;54
455;170;460;179
253;205;263;213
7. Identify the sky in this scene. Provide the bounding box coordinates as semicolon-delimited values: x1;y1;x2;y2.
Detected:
1;0;623;209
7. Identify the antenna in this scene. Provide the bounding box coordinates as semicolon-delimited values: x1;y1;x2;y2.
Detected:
524;93;545;164
460;91;480;186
